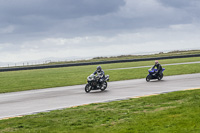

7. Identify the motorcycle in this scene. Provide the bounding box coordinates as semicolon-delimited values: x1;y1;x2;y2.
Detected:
146;68;165;82
85;74;109;93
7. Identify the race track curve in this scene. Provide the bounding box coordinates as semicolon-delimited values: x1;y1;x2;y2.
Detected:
0;73;200;119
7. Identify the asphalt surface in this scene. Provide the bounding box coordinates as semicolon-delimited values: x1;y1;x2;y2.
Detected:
0;73;200;119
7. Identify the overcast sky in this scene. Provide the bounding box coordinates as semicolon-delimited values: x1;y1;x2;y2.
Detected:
0;0;200;65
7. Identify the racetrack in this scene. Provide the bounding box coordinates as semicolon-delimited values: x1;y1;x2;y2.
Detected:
0;73;200;119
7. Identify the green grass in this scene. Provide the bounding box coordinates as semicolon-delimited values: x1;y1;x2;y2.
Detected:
1;50;200;68
33;49;200;65
45;49;200;65
0;89;200;133
0;57;200;93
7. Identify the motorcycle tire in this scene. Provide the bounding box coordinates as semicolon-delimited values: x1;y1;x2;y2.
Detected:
160;73;164;80
100;82;107;91
158;74;163;80
85;84;91;93
146;75;151;82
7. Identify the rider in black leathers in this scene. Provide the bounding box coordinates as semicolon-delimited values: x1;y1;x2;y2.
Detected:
93;66;105;86
152;60;162;76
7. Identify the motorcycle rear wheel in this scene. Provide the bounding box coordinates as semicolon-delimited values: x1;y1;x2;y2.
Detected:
100;82;107;91
158;73;163;80
85;84;91;93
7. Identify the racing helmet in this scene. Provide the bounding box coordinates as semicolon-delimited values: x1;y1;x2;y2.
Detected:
97;66;102;72
155;60;159;65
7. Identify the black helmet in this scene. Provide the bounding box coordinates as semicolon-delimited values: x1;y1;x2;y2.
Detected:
97;66;102;72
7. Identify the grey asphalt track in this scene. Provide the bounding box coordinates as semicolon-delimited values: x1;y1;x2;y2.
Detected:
0;73;200;119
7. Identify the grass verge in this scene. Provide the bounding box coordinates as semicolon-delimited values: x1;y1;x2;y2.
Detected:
0;89;200;133
0;57;200;93
1;50;200;68
44;50;200;65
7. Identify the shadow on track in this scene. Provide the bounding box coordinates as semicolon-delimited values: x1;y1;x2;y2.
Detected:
86;90;109;94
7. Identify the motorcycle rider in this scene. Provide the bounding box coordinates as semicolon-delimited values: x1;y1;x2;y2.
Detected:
152;60;163;77
93;66;105;87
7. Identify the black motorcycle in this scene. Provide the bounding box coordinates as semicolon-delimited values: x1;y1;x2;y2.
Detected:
85;74;109;93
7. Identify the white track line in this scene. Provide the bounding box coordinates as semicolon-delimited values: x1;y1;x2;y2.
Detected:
105;61;200;71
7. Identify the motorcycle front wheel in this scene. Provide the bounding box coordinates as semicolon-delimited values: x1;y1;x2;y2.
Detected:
146;75;151;82
100;81;107;91
85;84;91;93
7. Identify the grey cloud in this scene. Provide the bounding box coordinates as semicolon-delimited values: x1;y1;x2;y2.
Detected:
61;0;200;33
0;0;200;44
0;0;125;42
158;0;200;18
0;0;125;19
158;0;199;8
